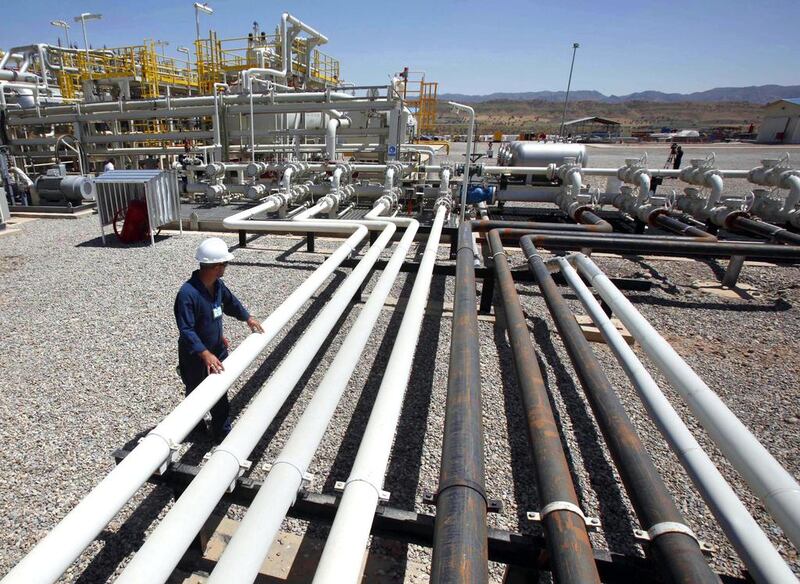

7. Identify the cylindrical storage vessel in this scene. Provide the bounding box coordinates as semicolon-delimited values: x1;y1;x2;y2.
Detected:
504;141;589;167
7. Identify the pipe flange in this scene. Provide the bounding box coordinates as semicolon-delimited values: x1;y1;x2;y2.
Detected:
204;162;226;178
722;209;750;230
645;207;669;227
245;183;267;200
434;195;453;216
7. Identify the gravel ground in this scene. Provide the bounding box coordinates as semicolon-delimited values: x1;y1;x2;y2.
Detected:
0;212;799;583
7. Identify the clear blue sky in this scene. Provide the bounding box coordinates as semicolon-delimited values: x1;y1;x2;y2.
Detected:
2;0;798;95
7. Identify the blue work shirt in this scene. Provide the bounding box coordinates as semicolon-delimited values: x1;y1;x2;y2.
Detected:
174;270;250;356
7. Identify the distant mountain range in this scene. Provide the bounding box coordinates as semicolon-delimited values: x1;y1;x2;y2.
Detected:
439;84;800;105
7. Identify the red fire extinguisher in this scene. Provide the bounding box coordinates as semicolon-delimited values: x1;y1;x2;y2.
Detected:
113;200;150;243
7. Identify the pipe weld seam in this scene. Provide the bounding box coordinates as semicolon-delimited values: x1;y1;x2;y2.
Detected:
436;479;488;507
646;521;698;543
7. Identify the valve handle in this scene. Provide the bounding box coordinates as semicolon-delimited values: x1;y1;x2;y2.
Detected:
590;187;600;206
741;191;755;213
665;190;677;211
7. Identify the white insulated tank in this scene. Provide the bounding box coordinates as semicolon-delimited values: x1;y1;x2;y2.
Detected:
501;141;588;167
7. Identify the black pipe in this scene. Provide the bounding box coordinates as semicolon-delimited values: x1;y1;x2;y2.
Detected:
732;216;800;246
652;213;717;241
487;229;601;584
575;208;614;232
431;221;488;583
520;235;720;584
487;228;800;262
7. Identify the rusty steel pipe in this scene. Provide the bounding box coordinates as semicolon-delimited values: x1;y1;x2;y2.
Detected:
484;229;800;262
732;216;800;246
487;229;601;584
652;213;717;241
575;208;614;232
431;221;489;584
521;236;720;584
470;218;613;234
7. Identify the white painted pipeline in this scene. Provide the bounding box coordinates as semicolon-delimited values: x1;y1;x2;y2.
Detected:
785;175;800;214
240;13;326;89
8;166;33;187
313;204;448;584
439;167;450;195
573;253;800;551
706;174;725;209
242;13;290;87
637;172;651;201
292;199;331;220
207;205;423;584
116;211;396;584
1;225;370;584
403;144;437;164
568;168;582;196
449;102;475;222
384;165;396;191
557;257;799;584
326;113;350;161
211;83;229;161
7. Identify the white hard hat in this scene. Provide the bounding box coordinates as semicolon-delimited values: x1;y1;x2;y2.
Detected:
195;237;235;264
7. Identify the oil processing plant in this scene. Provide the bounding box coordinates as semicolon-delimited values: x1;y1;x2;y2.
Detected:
1;6;800;584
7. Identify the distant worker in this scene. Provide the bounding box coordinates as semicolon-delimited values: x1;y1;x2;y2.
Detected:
487;140;494;159
174;237;264;442
673;145;684;170
664;143;677;169
103;159;115;172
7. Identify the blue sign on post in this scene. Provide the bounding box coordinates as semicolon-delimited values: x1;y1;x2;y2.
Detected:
387;144;398;157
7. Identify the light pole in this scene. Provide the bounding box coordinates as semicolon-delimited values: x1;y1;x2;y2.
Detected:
193;2;213;40
449;101;476;223
558;42;580;140
73;12;102;58
177;46;191;64
155;40;169;58
50;20;71;48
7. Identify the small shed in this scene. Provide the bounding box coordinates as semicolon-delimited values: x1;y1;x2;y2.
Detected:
93;170;182;245
757;98;800;144
563;116;622;142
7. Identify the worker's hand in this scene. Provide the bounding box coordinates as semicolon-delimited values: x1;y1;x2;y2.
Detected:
246;316;264;334
222;336;230;349
200;350;224;374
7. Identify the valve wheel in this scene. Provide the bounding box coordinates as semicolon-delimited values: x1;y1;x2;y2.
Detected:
112;206;162;242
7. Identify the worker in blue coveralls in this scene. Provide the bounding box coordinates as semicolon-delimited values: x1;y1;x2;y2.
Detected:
174;237;264;442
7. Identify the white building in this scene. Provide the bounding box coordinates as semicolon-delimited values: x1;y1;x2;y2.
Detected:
757;98;800;143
